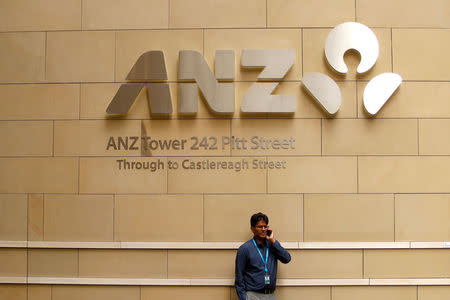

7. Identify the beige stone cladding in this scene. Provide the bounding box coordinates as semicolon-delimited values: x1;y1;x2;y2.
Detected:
0;284;449;299
0;0;449;298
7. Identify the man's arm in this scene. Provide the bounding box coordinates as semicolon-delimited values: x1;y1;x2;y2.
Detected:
235;247;247;300
271;240;291;263
267;231;291;264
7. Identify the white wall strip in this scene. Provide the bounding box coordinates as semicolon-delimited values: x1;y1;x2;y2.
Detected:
120;242;244;249
0;277;27;284
27;277;190;286
0;241;27;248
1;277;449;286
296;242;411;249
411;242;450;248
277;279;370;286
0;241;448;250
28;241;121;249
369;278;450;286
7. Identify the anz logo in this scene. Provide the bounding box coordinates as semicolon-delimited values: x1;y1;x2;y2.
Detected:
106;22;402;117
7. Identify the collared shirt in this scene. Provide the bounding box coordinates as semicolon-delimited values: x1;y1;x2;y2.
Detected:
235;239;291;300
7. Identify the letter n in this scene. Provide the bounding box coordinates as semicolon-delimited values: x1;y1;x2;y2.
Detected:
178;50;235;114
106;51;173;115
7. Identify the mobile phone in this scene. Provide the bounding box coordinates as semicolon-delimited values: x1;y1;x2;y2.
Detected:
266;229;272;237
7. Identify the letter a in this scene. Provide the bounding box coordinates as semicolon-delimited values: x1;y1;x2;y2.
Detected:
106;51;173;114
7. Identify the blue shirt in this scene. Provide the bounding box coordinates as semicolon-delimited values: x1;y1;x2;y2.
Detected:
235;239;291;300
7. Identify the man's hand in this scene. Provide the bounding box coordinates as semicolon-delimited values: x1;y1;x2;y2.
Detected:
266;228;276;244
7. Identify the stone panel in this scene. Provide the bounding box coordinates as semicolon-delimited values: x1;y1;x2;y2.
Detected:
0;121;53;156
419;286;450;300
359;156;450;193
333;286;416;300
357;0;450;28
44;194;113;241
364;249;450;278
275;287;330;300
304;194;394;241
268;0;355;27
323;119;417;155
0;84;79;120
79;249;167;278
170;0;265;28
393;29;450;81
52;286;140;300
0;158;78;193
82;0;168;30
419;119;450;155
0;0;81;31
0;194;27;241
142;287;230;300
28;194;44;241
28;285;51;300
0;249;27;276
281;250;362;278
46;31;115;82
0;285;26;300
395;194;450;241
28;249;78;277
0;32;45;83
114;194;203;241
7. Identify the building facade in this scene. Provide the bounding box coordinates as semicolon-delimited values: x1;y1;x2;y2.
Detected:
0;0;449;299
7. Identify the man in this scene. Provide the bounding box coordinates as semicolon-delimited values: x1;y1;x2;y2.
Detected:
235;212;291;300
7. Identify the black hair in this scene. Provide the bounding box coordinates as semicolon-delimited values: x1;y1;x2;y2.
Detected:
250;212;269;227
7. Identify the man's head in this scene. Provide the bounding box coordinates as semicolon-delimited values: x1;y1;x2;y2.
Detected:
250;212;269;241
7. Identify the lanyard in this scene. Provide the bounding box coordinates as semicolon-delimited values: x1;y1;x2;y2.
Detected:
252;239;269;273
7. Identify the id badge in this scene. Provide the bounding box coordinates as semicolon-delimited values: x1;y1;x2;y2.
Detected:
264;274;270;285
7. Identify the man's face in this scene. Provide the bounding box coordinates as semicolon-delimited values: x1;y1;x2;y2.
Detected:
251;220;268;240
